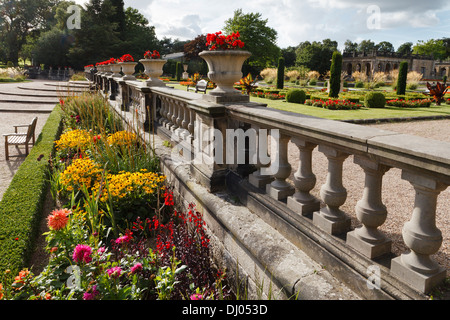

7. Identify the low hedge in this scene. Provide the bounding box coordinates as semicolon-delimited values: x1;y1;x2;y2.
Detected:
0;106;63;275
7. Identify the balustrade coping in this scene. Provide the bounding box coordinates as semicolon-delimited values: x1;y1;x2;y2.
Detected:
226;104;450;184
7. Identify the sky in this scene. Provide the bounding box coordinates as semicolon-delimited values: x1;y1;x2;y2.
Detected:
73;0;450;51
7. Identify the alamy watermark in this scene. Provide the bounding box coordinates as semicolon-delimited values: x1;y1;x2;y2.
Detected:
366;5;381;30
168;118;280;175
67;5;82;30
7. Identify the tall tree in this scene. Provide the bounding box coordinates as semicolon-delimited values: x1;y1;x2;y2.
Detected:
413;39;446;60
396;42;413;56
357;40;376;53
67;0;122;68
344;40;358;53
296;39;338;75
224;9;280;69
329;51;342;98
109;0;126;39
121;7;160;60
0;0;59;65
376;41;394;53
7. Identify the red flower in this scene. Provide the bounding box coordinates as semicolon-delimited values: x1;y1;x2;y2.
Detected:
164;189;174;206
206;31;245;51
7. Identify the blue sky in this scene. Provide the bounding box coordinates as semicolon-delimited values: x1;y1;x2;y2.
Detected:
74;0;450;50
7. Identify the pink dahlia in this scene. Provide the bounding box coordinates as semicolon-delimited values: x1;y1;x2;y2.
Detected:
72;244;93;264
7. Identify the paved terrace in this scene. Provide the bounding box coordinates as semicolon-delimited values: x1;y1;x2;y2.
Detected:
0;80;91;200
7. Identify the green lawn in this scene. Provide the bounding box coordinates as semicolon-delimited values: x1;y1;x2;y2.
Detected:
168;83;450;121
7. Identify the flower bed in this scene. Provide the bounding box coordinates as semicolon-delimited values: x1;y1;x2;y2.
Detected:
250;91;285;100
386;99;432;108
0;94;232;301
305;99;363;110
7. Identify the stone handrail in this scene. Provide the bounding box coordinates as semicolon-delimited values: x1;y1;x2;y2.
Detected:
92;72;449;296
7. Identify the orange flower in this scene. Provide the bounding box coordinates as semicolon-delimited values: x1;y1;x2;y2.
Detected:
47;209;71;231
13;269;30;286
0;283;4;300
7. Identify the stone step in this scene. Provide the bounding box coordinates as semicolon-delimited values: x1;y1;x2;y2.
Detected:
0;103;54;113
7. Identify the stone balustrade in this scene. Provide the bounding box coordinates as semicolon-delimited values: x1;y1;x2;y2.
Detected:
90;71;449;297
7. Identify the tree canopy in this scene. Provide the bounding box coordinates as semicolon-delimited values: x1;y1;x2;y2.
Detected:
223;9;280;69
296;39;338;75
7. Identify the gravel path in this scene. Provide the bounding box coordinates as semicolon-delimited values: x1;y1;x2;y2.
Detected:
286;119;450;273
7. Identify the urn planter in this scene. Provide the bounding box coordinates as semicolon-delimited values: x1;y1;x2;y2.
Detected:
119;62;138;80
110;63;122;77
139;59;167;87
199;50;251;103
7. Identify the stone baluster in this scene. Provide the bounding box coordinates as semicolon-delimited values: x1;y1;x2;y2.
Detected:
346;156;392;258
390;171;447;293
266;132;294;200
249;125;273;189
165;98;174;129
159;97;167;125
287;138;320;216
180;103;191;140
171;100;179;131
313;145;350;235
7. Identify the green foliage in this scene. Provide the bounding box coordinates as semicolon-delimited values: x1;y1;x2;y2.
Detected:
413;39;447;60
176;62;182;82
329;51;342;98
0;106;64;276
224;9;280;69
286;89;306;104
364;92;386;108
276;57;285;89
397;62;408;96
296;39;338;75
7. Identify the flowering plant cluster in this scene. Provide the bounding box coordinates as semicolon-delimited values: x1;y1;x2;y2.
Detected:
250;91;285;100
206;31;245;51
305;99;363;110
386;99;432;108
119;54;134;62
0;93;231;301
144;50;161;59
84;64;94;69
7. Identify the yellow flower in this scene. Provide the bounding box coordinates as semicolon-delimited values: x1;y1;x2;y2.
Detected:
56;129;92;152
107;131;137;146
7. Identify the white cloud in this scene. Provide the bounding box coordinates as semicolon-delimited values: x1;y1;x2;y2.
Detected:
71;0;449;49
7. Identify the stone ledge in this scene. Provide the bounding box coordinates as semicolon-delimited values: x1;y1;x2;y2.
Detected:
146;130;362;300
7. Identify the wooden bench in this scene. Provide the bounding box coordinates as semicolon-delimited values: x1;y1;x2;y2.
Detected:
187;79;208;94
3;117;38;160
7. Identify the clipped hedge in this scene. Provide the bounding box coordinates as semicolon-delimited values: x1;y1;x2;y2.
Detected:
0;106;63;275
364;92;386;108
286;89;307;104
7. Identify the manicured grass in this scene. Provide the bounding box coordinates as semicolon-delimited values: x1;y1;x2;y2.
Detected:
249;96;450;121
168;83;450;121
0;106;63;275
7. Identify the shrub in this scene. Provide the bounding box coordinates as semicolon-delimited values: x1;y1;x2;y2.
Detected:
276;57;285;89
286;89;306;104
0;106;64;276
397;62;408;95
329;51;342;98
355;81;364;88
364;92;386;108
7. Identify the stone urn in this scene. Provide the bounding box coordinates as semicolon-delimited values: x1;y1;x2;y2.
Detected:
119;62;138;80
139;59;167;87
110;63;122;77
199;50;251;102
